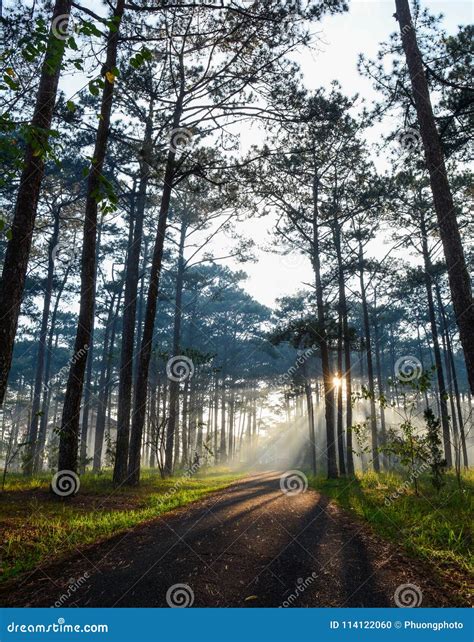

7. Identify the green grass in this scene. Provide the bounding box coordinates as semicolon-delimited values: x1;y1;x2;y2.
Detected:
308;469;473;589
0;467;243;582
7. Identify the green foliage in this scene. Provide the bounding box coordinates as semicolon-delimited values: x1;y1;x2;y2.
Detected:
352;368;447;494
129;46;153;70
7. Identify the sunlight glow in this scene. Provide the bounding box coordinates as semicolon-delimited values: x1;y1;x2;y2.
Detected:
333;376;341;388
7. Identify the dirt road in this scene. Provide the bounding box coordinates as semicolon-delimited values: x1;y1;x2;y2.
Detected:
1;472;462;607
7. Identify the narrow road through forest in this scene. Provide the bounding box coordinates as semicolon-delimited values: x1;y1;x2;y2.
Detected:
2;472;462;607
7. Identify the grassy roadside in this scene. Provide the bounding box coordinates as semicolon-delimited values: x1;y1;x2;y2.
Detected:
308;470;473;594
0;468;243;582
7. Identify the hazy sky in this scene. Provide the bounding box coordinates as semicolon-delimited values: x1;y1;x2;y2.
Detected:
228;0;472;308
9;1;472;309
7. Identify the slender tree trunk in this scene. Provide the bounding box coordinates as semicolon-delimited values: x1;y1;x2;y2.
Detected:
114;114;153;485
220;379;226;461
24;209;60;474
358;240;379;472
181;379;189;466
420;211;452;466
93;287;122;472
395;0;474;394
311;173;337;478
334;223;354;474
79;221;103;473
58;0;125;474
228;381;235;461
372;298;386;466
213;374;219;462
0;0;73;406
435;285;468;468
335;296;346;475
164;218;187;475
304;375;317;475
127;83;185;485
35;263;71;472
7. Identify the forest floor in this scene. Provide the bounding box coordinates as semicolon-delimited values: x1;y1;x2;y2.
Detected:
308;470;473;605
0;468;242;582
0;471;470;607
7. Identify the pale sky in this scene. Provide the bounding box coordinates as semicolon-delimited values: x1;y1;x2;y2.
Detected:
7;1;472;310
230;0;473;307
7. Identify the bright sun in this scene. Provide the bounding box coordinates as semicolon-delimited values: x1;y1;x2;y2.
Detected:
333;376;341;388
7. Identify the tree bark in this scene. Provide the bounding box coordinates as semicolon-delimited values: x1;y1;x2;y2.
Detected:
113;111;154;484
164;217;187;475
334;222;354;474
24;208;60;474
0;0;73;406
58;0;125;473
434;284;468;468
395;0;474;394
312;173;337;478
126;82;185;484
93;287;122;471
79;220;102;472
420;210;452;467
358;240;379;472
35;274;68;472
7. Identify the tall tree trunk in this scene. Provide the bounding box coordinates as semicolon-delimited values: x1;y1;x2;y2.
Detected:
434;284;468;468
334;222;354;474
304;374;317;475
127;82;185;485
58;0;125;474
164;218;187;475
220;379;227;461
79;221;103;473
93;287;122;472
35;264;71;472
420;211;452;466
228;381;235;461
311;173;337;478
335;302;346;475
395;0;474;394
24;208;60;474
0;0;73;406
372;296;387;466
358;240;379;472
213;374;219;461
181;379;189;466
114;113;153;485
